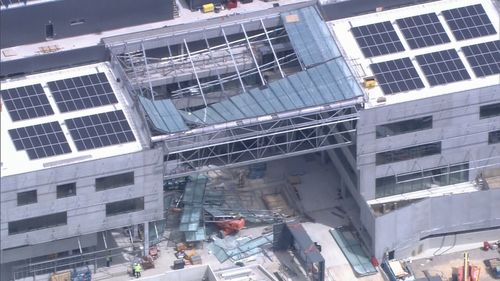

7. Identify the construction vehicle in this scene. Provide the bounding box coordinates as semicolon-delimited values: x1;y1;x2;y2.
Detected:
485;258;500;279
215;217;245;236
458;252;481;281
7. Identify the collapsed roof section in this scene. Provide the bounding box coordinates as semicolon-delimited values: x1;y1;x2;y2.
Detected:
110;5;364;135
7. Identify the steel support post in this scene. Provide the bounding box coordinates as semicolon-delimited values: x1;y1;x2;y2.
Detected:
184;39;209;122
221;28;247;92
241;23;266;86
260;19;285;78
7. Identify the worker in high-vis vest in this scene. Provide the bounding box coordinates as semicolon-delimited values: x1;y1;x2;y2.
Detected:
133;263;142;278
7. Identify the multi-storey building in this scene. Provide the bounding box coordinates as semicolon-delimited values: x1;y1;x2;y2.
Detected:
1;0;499;279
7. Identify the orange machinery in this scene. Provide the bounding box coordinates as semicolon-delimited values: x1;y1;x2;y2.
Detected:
215;218;245;236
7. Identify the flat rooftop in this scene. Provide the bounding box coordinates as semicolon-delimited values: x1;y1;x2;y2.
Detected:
0;62;147;177
0;0;311;62
328;0;500;108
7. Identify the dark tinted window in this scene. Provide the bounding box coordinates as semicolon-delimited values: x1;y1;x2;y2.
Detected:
489;130;500;144
375;162;469;198
376;116;432;138
57;183;76;198
480;103;500;119
106;197;144;216
8;212;67;235
96;172;134;191
376;142;441;165
17;190;37;206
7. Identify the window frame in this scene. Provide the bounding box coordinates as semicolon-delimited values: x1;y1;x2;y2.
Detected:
375;142;441;166
479;103;500;119
488;130;500;144
56;182;77;198
17;190;37;206
8;212;67;235
376;116;433;139
105;197;144;217
95;171;134;191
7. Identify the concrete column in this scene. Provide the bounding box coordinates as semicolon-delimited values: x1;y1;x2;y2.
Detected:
144;222;149;257
133;225;139;240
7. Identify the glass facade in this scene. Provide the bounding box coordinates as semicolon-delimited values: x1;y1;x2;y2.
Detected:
375;162;469;198
480;103;500;119
8;212;67;235
106;197;144;216
375;142;441;165
96;171;134;191
376;116;432;138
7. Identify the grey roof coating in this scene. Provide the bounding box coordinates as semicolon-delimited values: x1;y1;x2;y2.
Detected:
319;0;441;21
139;96;188;133
282;6;341;67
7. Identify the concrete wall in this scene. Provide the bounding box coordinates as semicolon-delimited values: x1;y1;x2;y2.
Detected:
357;85;500;200
372;188;500;258
355;84;500;258
0;0;174;48
0;147;164;260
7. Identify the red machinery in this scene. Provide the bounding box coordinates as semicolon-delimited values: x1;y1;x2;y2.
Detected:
215;218;245;236
226;0;237;9
458;252;481;281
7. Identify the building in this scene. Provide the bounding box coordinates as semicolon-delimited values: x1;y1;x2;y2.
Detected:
1;0;499;279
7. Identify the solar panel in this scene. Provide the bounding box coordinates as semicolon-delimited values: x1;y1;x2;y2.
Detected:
352;21;405;58
1;84;54;121
396;13;450;49
8;122;72;160
462;40;500;77
442;4;497;41
65;110;136;151
370;58;425;94
415;49;470;86
47;73;118;113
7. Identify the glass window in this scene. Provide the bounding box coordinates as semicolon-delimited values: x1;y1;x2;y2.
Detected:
57;183;76;198
17;190;37;206
480;103;500;119
106;197;144;216
96;172;134;191
8;212;67;235
375;142;441;165
375;162;469;198
376;116;433;138
488;130;500;144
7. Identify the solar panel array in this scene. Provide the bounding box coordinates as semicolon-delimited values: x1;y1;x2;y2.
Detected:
65;110;136;151
462;40;500;77
8;122;72;160
442;4;497;41
370;58;425;94
47;73;118;113
351;22;405;58
396;13;450;49
1;84;54;121
416;49;471;86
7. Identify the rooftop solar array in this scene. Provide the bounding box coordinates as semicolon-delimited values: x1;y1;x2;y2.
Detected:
65;110;136;151
47;73;118;113
462;40;500;77
370;58;425;94
8;122;72;160
415;49;470;86
1;84;54;121
442;4;497;41
351;22;405;58
396;13;450;49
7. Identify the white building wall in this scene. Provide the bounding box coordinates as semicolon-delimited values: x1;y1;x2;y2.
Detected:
0;146;164;258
